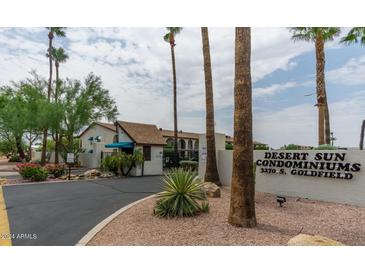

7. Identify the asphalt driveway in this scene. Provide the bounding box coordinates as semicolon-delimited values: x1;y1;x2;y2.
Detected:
2;176;162;246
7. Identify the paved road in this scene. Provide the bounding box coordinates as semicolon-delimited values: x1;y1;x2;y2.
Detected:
2;176;162;246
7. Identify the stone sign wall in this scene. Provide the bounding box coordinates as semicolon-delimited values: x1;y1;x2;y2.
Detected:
205;149;365;207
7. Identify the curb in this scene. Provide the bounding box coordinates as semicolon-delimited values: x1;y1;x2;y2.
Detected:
76;194;157;246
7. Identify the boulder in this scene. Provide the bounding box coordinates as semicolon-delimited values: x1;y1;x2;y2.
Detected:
0;178;7;185
287;234;345;246
100;172;114;178
83;169;101;177
203;182;221;198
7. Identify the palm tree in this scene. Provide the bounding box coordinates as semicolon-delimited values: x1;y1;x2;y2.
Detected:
341;28;365;150
290;27;340;145
341;27;365;45
41;27;66;165
164;27;182;166
201;27;221;186
50;47;69;164
228;27;256;228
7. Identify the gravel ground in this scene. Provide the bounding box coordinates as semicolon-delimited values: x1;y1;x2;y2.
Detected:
88;188;365;246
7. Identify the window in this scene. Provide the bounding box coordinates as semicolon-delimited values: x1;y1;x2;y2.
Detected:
143;146;151;161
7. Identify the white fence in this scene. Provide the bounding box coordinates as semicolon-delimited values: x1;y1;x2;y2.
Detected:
200;149;365;207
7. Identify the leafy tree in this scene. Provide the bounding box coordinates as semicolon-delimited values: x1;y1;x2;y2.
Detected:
290;27;341;145
164;27;182;166
228;27;257;228
0;74;50;160
201;27;221;186
0;138;16;158
57;73;118;159
41;27;66;165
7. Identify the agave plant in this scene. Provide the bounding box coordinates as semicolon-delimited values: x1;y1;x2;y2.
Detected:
154;168;209;218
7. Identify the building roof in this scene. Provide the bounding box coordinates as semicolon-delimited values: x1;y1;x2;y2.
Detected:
117;121;166;145
160;129;200;140
78;121;116;137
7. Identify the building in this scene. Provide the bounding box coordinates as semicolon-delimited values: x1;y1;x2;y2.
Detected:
105;121;166;175
225;135;268;149
159;129;199;159
79;122;117;154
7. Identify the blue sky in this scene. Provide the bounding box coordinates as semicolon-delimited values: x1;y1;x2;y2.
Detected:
0;27;364;148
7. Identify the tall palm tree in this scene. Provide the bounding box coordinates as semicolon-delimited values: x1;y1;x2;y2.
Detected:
41;27;66;165
201;27;221;186
164;27;182;166
50;47;69;164
228;27;256;228
341;27;365;149
290;27;340;145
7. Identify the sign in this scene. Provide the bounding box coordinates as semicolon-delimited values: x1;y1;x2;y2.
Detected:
256;151;362;180
66;153;75;164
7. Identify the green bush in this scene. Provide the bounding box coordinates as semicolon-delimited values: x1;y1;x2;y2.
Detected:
225;143;233;150
314;144;336;150
179;160;198;171
17;163;48;181
31;168;49;182
9;154;21;162
154;168;209;218
100;151;144;176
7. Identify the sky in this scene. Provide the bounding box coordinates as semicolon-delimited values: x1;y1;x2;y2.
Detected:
0;27;364;148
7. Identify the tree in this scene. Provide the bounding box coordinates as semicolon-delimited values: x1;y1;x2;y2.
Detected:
50;47;69;164
290;27;340;145
228;27;257;228
57;73;118;160
201;27;221;186
41;27;66;165
164;27;183;166
0;74;50;160
341;27;365;46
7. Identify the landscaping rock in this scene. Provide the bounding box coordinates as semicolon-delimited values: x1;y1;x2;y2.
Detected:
287;234;345;246
84;169;101;177
203;182;221;198
100;172;114;178
0;178;7;185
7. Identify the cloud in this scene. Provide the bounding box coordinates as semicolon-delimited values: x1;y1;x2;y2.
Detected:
327;54;365;85
254;81;298;97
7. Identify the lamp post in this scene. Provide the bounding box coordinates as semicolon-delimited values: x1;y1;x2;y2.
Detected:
330;132;337;147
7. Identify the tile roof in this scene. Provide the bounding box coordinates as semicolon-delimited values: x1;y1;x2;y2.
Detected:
117;121;166;145
160;129;200;140
78;121;116;137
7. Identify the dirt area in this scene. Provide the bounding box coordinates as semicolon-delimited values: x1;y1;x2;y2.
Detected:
89;188;365;246
0;158;17;172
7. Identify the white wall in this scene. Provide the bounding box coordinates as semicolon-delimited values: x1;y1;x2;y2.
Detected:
208;149;365;207
134;145;163;176
80;124;115;153
117;126;133;142
198;133;226;180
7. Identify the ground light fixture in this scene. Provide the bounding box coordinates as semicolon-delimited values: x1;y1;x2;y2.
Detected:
276;196;286;207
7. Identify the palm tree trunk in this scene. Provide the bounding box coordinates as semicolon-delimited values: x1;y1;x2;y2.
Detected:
170;36;178;166
360;120;365;150
315;35;326;145
201;27;221;186
54;63;60;164
228;27;257;228
41;32;53;165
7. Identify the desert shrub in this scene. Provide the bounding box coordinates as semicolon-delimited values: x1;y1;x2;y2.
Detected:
179;160;198;171
45;164;66;178
154;168;209;218
31;168;49;182
17;163;48;181
100;151;144;176
314;144;336;150
100;155;119;174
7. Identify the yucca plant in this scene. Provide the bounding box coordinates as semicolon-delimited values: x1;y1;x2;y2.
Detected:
154;168;209;218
